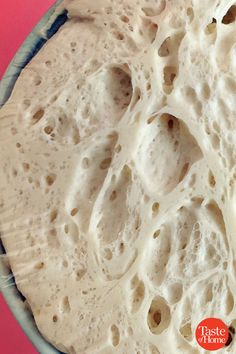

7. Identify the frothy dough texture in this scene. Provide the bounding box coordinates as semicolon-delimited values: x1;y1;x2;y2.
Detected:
1;0;236;353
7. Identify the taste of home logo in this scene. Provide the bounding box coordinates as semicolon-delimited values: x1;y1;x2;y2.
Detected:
195;318;234;351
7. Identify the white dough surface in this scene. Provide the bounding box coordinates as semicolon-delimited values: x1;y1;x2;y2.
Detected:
1;0;236;353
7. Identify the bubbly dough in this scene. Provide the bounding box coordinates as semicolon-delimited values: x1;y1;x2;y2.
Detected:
1;0;236;353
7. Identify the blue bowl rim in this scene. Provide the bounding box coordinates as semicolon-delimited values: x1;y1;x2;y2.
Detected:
0;1;67;353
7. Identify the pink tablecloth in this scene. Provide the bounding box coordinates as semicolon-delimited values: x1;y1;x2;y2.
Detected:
0;2;55;352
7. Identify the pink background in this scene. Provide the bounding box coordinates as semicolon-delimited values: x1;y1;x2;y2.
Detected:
0;1;55;352
0;0;55;78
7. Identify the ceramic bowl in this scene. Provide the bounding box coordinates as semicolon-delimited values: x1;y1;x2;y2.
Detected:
0;2;68;352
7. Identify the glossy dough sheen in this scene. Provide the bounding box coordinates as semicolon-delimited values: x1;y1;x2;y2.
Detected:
1;0;236;353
